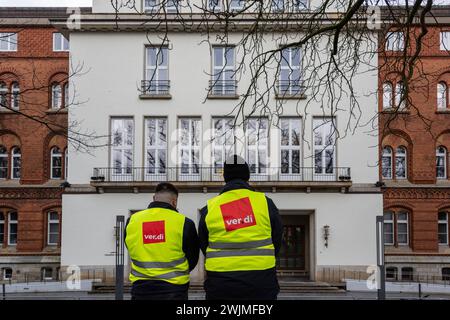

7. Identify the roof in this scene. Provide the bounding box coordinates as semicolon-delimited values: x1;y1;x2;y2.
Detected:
0;7;92;26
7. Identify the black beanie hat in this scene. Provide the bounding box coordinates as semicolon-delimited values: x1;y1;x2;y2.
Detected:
223;155;250;183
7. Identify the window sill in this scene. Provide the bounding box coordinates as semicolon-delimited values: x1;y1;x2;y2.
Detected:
275;94;307;100
207;94;239;100
381;108;409;114
46;107;68;114
139;94;172;100
436;109;450;114
0;108;18;113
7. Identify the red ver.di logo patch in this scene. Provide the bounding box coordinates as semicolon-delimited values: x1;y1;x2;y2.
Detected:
220;197;257;232
142;220;165;244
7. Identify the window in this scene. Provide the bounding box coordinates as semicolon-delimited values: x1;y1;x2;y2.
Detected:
280;118;301;174
212;118;234;173
47;211;60;246
383;82;393;109
2;268;12;280
438;211;449;245
313;118;336;175
440;31;450;51
437;82;448;110
395;146;407;179
11;147;20;179
144;118;167;177
208;0;222;11
144;46;169;95
397;211;409;245
247;118;269;175
41;267;53;280
179;118;201;176
0;82;7;108
279;47;302;95
0;212;4;245
384;211;394;245
211;46;236;95
11;82;19;110
0;145;7;179
53;33;69;51
395;81;406;109
64;83;69;108
437;146;447;179
111;118;134;176
0;33;17;51
229;0;245;10
291;0;308;11
386;267;398;281
8;211;17;245
51;84;62;109
272;0;284;12
386;32;405;51
382;146;393;179
401;267;414;281
64;148;68;179
50;147;62;179
144;0;179;12
443;268;450;281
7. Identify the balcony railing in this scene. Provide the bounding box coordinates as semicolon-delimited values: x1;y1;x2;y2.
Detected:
276;80;305;97
141;80;170;95
91;167;351;183
208;80;237;96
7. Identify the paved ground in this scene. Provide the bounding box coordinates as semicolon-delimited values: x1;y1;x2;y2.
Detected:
2;291;450;300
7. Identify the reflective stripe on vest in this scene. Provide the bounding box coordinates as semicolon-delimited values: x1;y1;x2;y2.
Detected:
125;207;190;285
205;188;276;272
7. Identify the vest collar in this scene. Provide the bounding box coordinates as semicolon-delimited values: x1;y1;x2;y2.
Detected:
220;179;254;195
147;201;178;212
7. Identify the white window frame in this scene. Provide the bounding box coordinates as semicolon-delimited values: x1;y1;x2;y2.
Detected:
395;146;407;179
11;147;20;180
0;82;8;109
384;212;395;245
0;33;17;52
64;83;69;108
178;118;201;179
50;147;62;179
110;118;134;180
53;33;69;52
212;46;236;95
64;148;68;180
42;267;53;280
208;0;222;11
395;81;406;110
7;211;17;246
145;46;169;95
440;31;450;51
437;146;447;179
47;211;60;246
386;31;405;51
0;145;7;179
144;118;168;181
383;82;393;110
280;118;302;178
438;211;449;245
437;82;448;110
11;82;19;110
397;212;409;246
2;268;12;280
271;0;284;12
279;47;302;95
51;84;62;109
212;117;235;180
144;0;179;13
229;0;245;11
0;212;4;245
382;146;393;179
246;118;269;180
313;118;336;177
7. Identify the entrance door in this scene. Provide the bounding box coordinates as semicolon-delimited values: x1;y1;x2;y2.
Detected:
277;224;306;270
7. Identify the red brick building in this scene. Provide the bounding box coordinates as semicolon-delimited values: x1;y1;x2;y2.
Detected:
0;8;82;281
379;6;450;282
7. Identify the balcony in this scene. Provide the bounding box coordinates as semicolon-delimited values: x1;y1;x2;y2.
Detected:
208;80;238;98
91;166;352;192
139;80;171;99
275;80;306;99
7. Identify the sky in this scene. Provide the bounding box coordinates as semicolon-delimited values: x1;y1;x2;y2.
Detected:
0;0;92;6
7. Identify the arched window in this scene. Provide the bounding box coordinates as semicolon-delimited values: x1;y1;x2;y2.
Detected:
11;147;20;179
437;146;447;179
64;83;69;108
395;146;407;179
47;211;59;246
438;211;449;245
383;82;393;109
437;82;448;110
395;81;406;109
0;146;7;179
51;84;62;109
11;82;19;110
382;146;393;179
50;147;62;179
0;82;7;108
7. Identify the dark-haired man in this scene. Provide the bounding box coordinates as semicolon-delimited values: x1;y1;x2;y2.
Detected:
125;183;199;300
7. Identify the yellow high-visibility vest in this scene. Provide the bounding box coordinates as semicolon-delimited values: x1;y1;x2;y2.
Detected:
125;207;189;285
205;188;275;272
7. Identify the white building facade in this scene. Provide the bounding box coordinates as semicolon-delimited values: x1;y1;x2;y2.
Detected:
54;0;382;283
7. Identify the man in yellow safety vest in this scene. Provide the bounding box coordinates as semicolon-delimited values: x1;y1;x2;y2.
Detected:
125;183;199;300
198;155;283;300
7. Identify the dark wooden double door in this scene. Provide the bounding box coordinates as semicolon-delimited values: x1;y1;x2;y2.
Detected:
276;219;307;271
